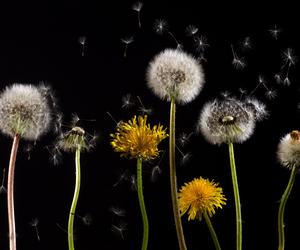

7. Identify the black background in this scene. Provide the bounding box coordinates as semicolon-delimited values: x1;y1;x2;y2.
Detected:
0;1;300;249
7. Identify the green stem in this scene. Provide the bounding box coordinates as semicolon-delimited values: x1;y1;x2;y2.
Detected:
68;147;81;250
203;212;221;250
137;158;149;250
228;143;242;250
169;97;187;250
7;135;20;250
278;164;298;250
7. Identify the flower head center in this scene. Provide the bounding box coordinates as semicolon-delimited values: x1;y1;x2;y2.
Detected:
71;126;85;136
219;115;235;125
170;70;186;85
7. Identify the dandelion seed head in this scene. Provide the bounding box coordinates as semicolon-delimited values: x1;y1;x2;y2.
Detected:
147;49;205;104
178;177;226;221
0;84;51;140
198;97;255;145
277;130;300;169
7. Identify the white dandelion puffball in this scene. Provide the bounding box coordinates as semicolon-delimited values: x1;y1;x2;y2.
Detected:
146;48;205;104
277;130;300;169
0;84;51;140
198;97;255;145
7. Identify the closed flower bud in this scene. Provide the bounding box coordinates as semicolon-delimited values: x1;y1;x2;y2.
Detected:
146;48;205;104
0;84;51;140
198;97;255;145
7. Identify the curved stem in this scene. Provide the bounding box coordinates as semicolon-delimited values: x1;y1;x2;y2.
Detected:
278;165;298;250
137;158;149;250
203;212;221;250
169;97;187;250
68;147;81;250
7;135;20;250
228;143;242;250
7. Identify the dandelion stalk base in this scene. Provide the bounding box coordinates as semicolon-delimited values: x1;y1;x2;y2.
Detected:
278;164;298;250
137;158;149;250
8;135;20;250
68;147;81;250
170;98;187;250
203;212;221;250
228;142;242;250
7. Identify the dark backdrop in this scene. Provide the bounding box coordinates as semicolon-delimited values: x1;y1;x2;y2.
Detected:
0;1;300;250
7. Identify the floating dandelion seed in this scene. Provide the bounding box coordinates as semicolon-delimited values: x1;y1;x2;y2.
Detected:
111;221;127;240
132;2;143;28
269;24;282;40
121;36;134;58
29;217;40;241
194;35;209;52
129;174;137;191
176;144;192;167
113;169;130;187
106;111;122;127
282;48;297;67
178;132;193;147
46;145;62;166
154;19;168;35
231;44;246;69
23;143;33;160
150;150;165;182
0;168;7;194
274;73;283;84
249;75;277;100
150;165;162;183
153;19;182;49
110;206;126;217
76;213;93;226
136;96;153;115
78;36;87;56
185;24;198;37
240;36;252;50
121;94;135;109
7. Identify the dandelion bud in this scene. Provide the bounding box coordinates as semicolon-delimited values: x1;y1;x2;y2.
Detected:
0;84;51;140
198;97;255;145
146;48;205;104
277;130;300;169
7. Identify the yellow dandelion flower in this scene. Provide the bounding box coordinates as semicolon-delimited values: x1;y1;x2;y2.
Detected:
110;115;168;160
178;177;226;221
